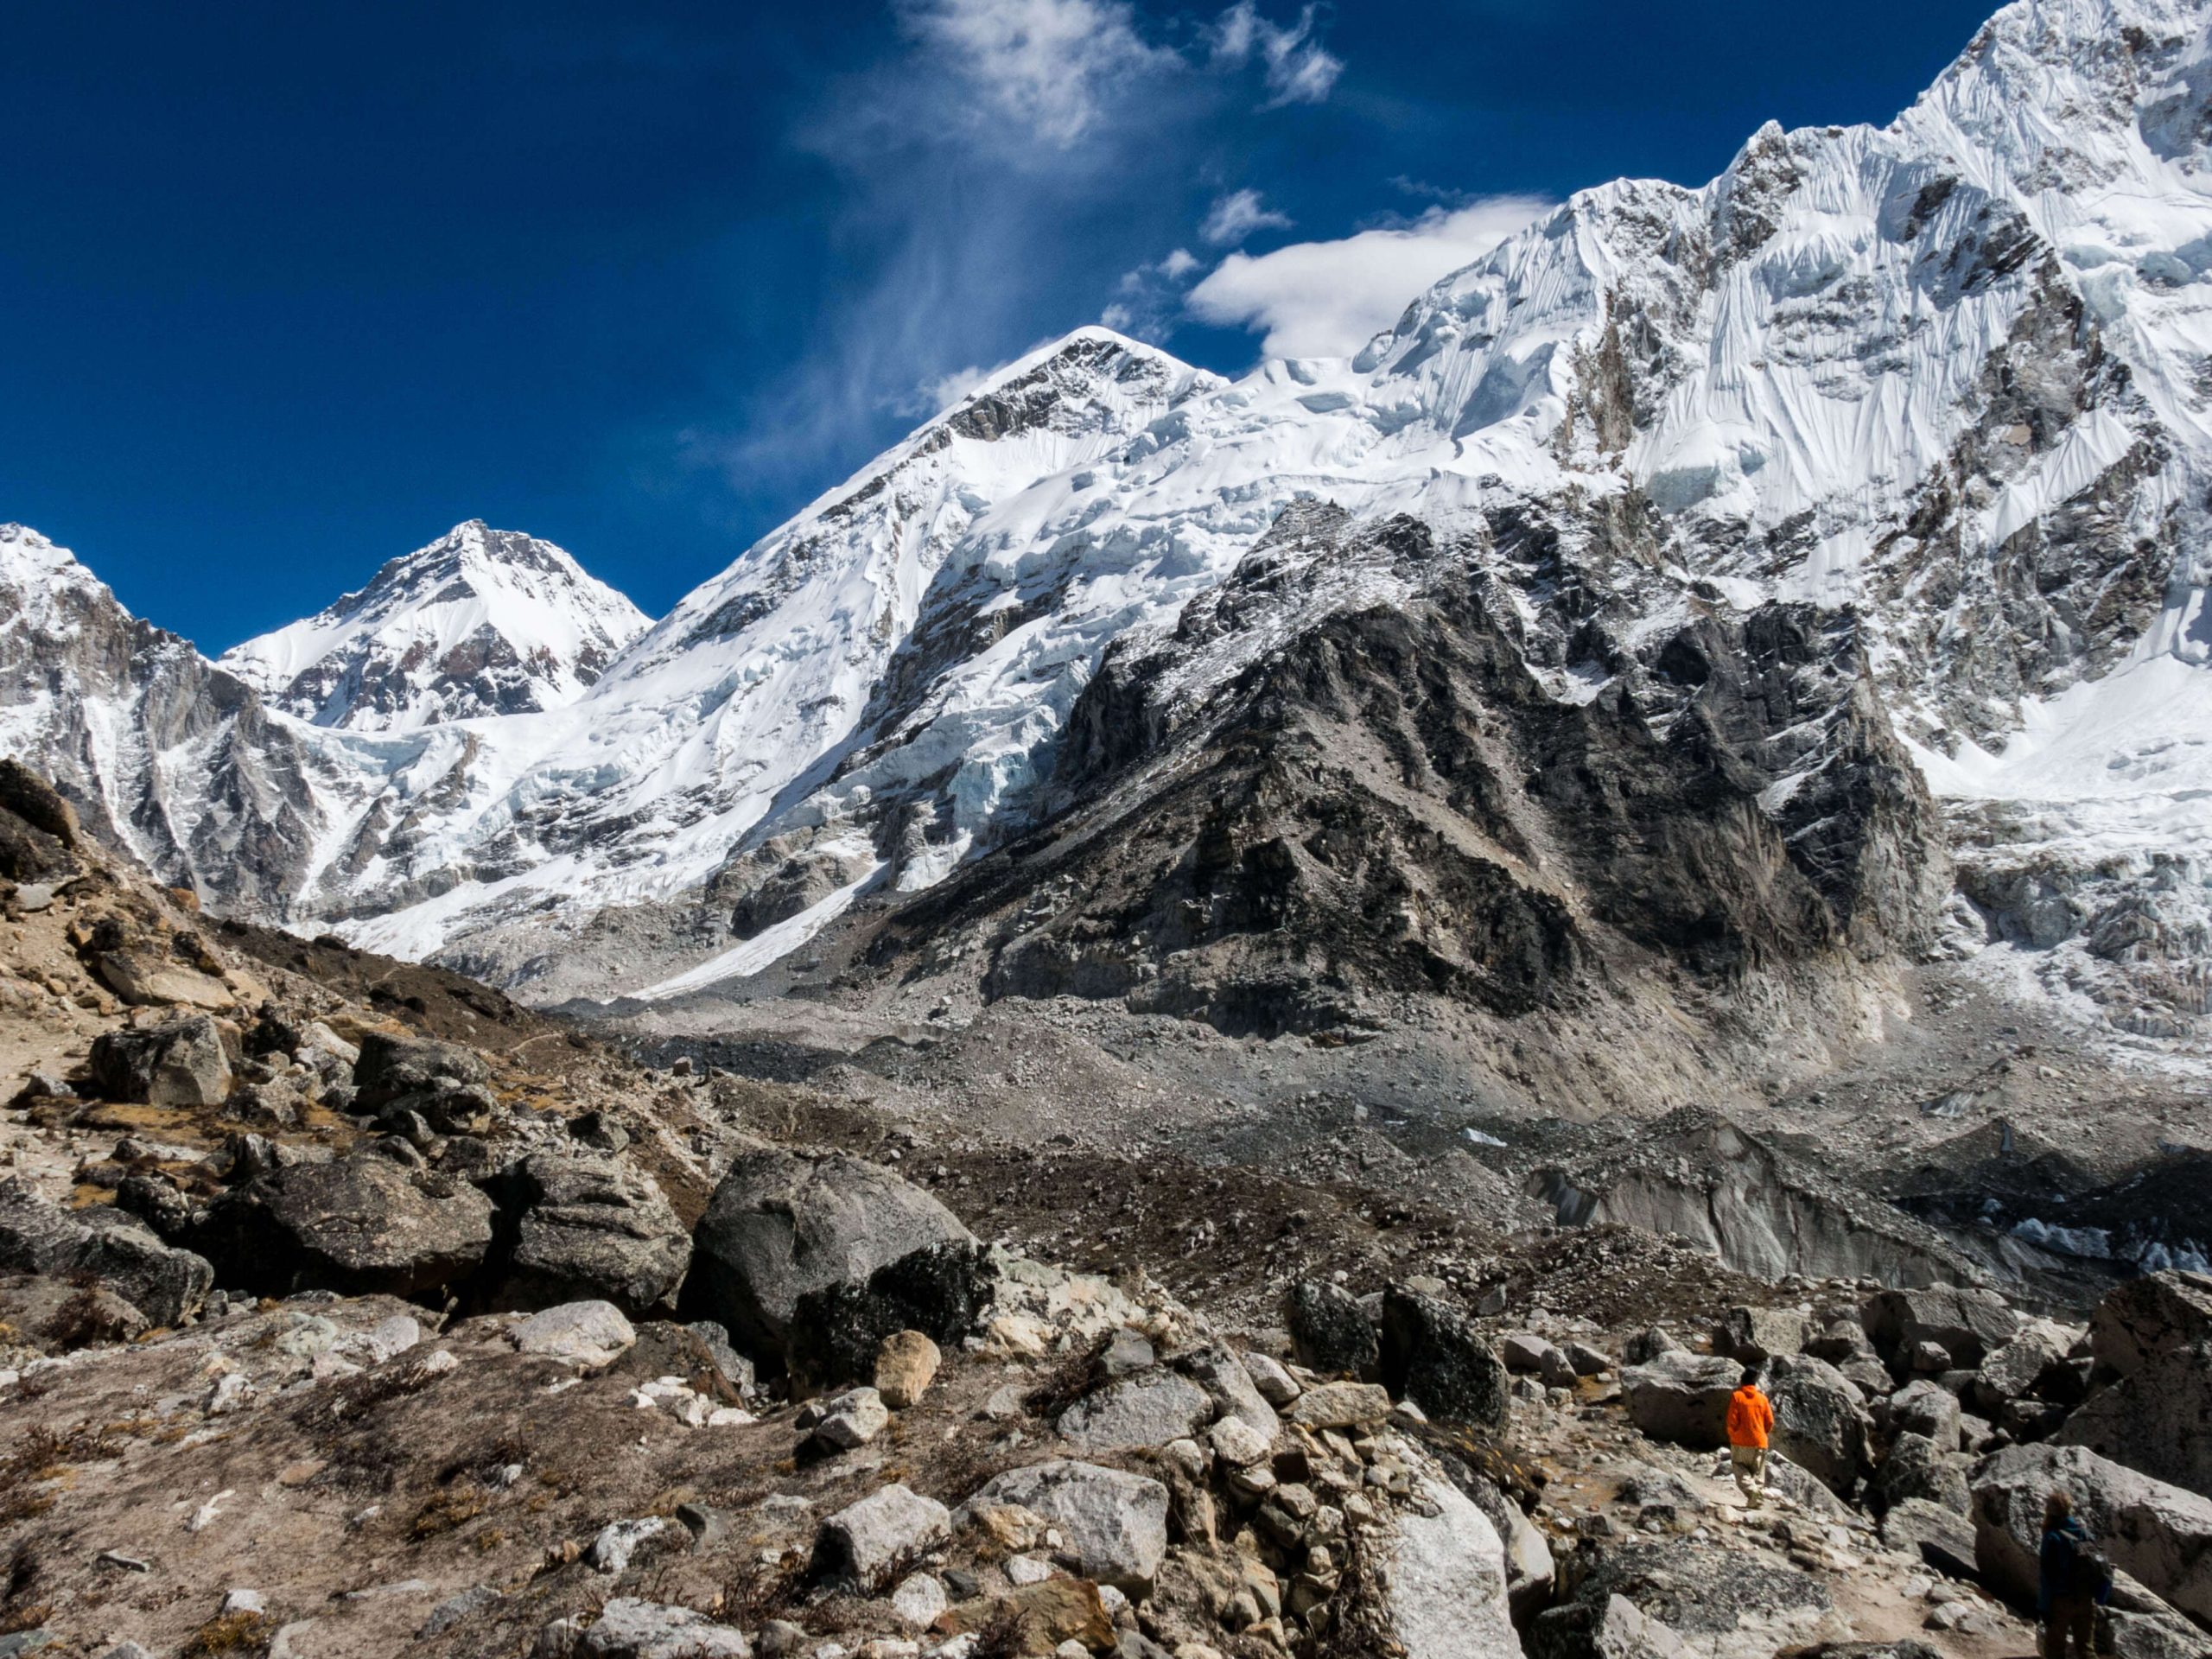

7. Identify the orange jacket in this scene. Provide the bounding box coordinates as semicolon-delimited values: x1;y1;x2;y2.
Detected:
1726;1385;1774;1449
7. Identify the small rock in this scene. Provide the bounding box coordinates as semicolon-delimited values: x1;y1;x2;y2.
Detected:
817;1485;955;1583
1284;1381;1392;1431
815;1387;891;1450
1209;1416;1272;1467
893;1573;950;1630
588;1516;675;1574
1241;1351;1300;1405
222;1589;266;1615
512;1300;638;1369
1098;1328;1156;1377
1007;1555;1053;1586
875;1331;942;1409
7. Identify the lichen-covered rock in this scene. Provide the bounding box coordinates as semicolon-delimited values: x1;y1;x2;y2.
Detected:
492;1152;690;1316
1379;1285;1509;1432
0;1179;211;1325
510;1300;638;1368
784;1238;997;1393
1057;1370;1213;1451
195;1155;495;1298
1287;1277;1378;1378
350;1030;492;1109
960;1460;1170;1589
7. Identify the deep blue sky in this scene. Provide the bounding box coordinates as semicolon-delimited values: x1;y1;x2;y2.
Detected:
3;0;1999;651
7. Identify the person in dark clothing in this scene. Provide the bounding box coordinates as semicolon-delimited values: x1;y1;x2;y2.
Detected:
2038;1489;2107;1659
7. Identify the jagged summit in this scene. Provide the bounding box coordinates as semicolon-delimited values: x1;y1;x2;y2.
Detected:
219;520;649;731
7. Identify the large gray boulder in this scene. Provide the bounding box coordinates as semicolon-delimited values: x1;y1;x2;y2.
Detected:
2086;1271;2212;1380
1714;1306;1806;1363
537;1598;749;1658
961;1460;1169;1589
1623;1351;1741;1449
1382;1471;1522;1659
196;1155;495;1297
1057;1371;1213;1451
1973;1319;2078;1412
1974;1443;2212;1623
0;1179;212;1325
688;1149;970;1352
2057;1347;2212;1501
493;1153;690;1316
88;1015;232;1108
2057;1273;2212;1501
351;1030;491;1109
1536;1541;1834;1656
1868;1432;1971;1516
1768;1355;1871;1494
1879;1498;1980;1579
1886;1379;1962;1448
1379;1285;1510;1433
1862;1286;2019;1370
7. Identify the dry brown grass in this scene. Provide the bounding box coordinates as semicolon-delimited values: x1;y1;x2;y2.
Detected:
410;1484;488;1540
181;1610;276;1656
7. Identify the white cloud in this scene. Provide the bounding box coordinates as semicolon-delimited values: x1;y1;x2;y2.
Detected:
897;0;1174;146
1207;2;1343;107
1201;188;1293;246
902;364;994;416
1185;196;1554;359
1159;246;1199;279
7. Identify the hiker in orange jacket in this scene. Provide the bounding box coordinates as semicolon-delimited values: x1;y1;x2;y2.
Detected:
1726;1366;1776;1507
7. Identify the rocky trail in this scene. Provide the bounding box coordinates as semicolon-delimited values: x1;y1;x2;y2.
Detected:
2;770;2210;1659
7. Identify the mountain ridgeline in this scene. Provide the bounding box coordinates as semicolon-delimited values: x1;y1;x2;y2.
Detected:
6;0;2212;1095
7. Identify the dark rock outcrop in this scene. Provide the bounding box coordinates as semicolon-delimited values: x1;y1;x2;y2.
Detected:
88;1015;233;1108
783;1240;999;1394
686;1148;971;1356
196;1155;496;1298
1287;1278;1379;1379
1378;1284;1510;1432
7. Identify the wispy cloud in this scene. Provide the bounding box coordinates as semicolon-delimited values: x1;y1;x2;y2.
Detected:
895;0;1175;147
1200;187;1294;246
1186;196;1554;359
1206;2;1343;107
677;1;1351;507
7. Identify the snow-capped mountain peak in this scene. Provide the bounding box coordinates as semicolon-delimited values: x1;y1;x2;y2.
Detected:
219;520;649;731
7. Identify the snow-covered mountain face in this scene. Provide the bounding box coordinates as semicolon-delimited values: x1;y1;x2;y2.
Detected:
8;0;2212;1067
0;524;345;914
219;521;648;731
